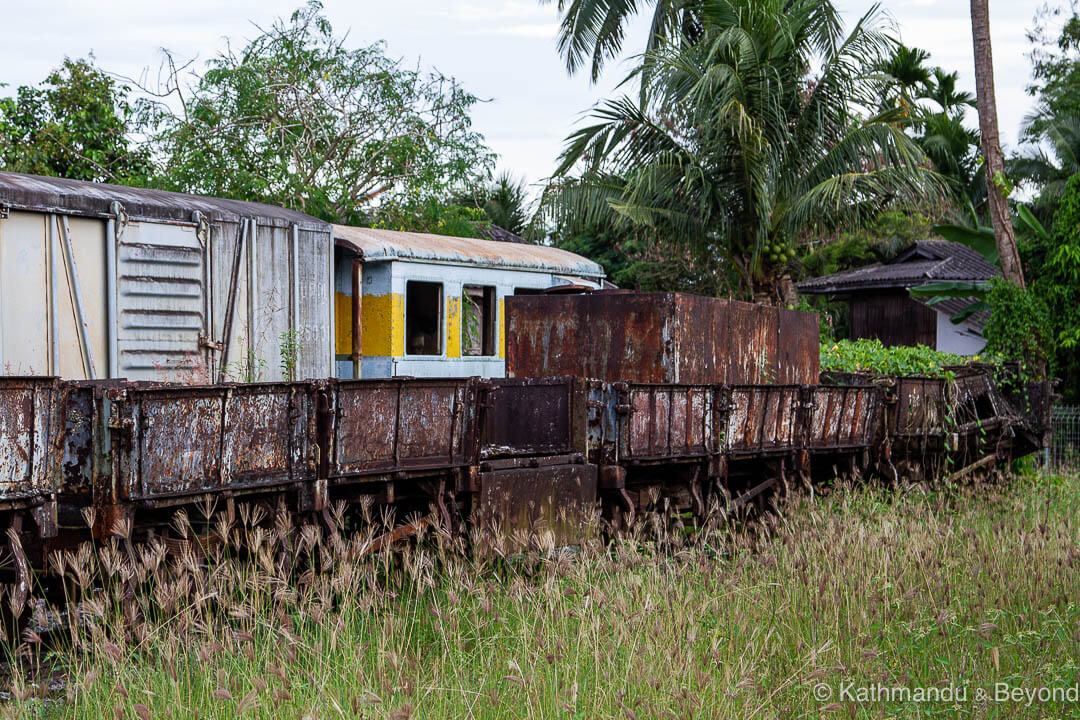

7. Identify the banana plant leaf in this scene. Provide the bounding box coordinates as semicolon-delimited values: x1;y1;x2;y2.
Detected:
931;223;998;265
1016;205;1051;243
908;280;990;298
948;300;990;324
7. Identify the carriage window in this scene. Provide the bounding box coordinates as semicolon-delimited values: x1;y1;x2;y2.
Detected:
462;285;496;356
405;281;442;355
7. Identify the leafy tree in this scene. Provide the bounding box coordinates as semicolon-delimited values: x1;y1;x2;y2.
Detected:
1023;1;1080;141
542;0;943;302
0;57;152;184
140;2;494;225
1016;174;1080;400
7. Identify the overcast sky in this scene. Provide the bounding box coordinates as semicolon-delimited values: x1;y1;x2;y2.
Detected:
0;0;1047;197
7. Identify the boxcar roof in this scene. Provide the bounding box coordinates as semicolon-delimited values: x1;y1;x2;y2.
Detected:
334;225;605;277
0;171;328;229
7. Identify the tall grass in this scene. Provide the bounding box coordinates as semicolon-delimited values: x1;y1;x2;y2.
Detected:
5;471;1080;719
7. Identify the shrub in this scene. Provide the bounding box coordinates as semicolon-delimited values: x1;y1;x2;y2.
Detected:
819;338;978;377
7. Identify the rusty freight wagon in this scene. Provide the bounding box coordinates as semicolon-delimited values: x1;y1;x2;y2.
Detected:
0;172;334;383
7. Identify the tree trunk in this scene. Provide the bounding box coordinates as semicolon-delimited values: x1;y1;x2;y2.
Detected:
970;0;1025;287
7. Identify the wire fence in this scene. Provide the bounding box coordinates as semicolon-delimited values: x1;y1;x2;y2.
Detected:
1046;405;1080;470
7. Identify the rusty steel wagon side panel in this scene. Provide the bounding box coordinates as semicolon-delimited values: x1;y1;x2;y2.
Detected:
723;385;802;456
481;376;604;460
327;377;480;478
505;291;819;385
777;311;820;385
805;385;883;452
110;382;317;501
0;377;65;504
616;384;713;462
475;462;598;549
888;377;946;440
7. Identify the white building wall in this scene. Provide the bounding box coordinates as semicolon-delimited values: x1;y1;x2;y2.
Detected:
935;311;987;356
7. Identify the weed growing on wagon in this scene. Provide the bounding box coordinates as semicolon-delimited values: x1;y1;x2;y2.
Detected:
3;472;1080;719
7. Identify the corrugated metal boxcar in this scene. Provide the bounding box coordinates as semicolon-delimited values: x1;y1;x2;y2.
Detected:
505;291;819;384
0;172;333;383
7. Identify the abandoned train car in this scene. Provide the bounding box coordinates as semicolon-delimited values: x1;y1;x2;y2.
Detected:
0;172;334;382
0;172;608;383
332;225;605;378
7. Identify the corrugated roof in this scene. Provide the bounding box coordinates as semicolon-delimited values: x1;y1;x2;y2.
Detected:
797;240;999;293
472;223;529;244
0;171;327;229
333;225;606;277
913;295;990;332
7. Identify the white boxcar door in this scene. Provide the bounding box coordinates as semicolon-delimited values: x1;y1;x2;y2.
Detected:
115;221;208;382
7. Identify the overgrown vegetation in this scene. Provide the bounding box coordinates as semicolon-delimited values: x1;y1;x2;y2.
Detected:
542;0;944;302
6;472;1079;718
820;338;976;378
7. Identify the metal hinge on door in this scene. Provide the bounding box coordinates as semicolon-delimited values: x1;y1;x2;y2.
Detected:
199;335;224;352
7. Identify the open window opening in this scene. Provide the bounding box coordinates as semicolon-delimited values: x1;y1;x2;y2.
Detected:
406;281;442;356
462;285;496;356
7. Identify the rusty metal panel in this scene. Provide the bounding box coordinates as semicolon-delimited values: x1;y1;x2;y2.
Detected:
481;377;587;458
0;377;64;502
475;463;598;548
725;385;801;455
506;292;818;385
806;385;882;451
507;292;670;382
889;377;946;439
617;384;712;461
113;382;315;500
778;311;820;384
328;377;478;477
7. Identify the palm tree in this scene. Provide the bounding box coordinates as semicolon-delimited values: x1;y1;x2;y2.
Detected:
540;0;694;81
1010;113;1080;222
969;0;1024;287
922;68;975;114
454;171;532;235
543;0;943;301
876;44;932;120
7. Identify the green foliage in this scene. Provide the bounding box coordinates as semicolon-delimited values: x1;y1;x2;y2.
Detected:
1023;3;1080;141
873;44;983;213
453;171;531;237
371;196;488;238
556;224;731;295
0;57;152;184
542;0;944;302
541;0;694;81
820;338;974;378
982;278;1054;375
1010;114;1080;223
1015;172;1080;400
141;1;494;225
801;210;933;279
279;329;301;382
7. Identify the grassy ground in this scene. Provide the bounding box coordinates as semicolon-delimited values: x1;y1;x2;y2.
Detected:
5;470;1080;719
